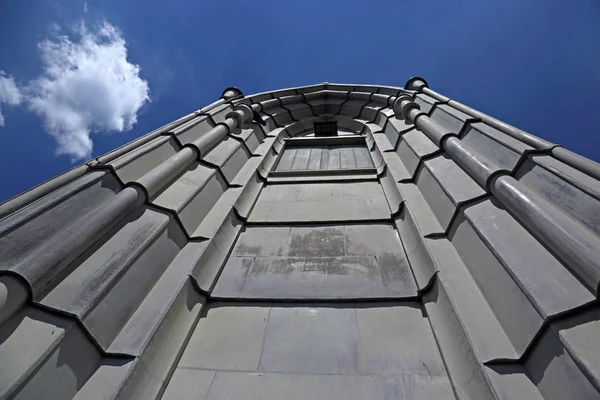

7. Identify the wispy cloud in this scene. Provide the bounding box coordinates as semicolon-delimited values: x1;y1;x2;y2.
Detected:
0;72;23;127
24;21;151;160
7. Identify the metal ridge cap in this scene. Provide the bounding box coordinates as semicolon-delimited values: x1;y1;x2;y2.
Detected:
245;83;406;99
0;164;90;220
0;101;221;219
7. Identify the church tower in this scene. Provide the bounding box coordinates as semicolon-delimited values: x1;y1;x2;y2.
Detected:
1;78;600;399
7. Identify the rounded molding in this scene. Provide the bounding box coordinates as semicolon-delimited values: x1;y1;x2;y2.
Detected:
226;104;254;125
393;95;420;120
0;274;29;325
404;77;429;91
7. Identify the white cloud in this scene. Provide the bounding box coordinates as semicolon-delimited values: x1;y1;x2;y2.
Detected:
0;71;23;127
26;21;150;160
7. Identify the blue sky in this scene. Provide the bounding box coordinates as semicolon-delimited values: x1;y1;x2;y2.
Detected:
0;0;599;202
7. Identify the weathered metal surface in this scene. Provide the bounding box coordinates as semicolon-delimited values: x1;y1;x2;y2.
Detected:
1;81;599;400
213;224;417;299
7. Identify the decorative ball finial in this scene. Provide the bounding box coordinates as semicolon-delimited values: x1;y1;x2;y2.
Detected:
221;87;244;100
404;77;429;91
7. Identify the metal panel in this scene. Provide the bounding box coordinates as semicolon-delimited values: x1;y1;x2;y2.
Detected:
213;223;417;299
276;144;373;171
516;155;600;236
163;304;453;400
248;182;391;222
4;81;600;400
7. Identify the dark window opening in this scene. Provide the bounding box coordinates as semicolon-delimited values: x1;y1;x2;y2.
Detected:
314;121;338;137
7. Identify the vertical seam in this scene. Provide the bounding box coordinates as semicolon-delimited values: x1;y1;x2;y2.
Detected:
256;306;273;371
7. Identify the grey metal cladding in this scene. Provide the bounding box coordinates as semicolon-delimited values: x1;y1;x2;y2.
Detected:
203;136;251;183
515;154;600;237
423;279;498;400
149;162;228;238
275;145;374;171
263;105;294;126
461;122;533;172
360;120;384;137
248;92;274;103
0;171;121;296
429;235;520;362
109;135;180;183
359;102;386;122
260;114;279;133
415;154;486;230
396;128;440;178
379;166;403;214
278;94;304;106
163;303;453;399
248;182;391;223
449;206;544;356
114;280;205;399
237;123;267;154
339;117;368;134
352;84;381;93
339;98;369;118
384;116;414;149
2;311;103;400
368;139;385;172
192;209;244;291
552;146;600;181
0;306;76;399
212;223;418;299
267;87;299;98
169;114;215;145
304;90;348;116
396;182;446;236
450;198;595;358
552;308;600;396
260;97;281;114
192;187;243;239
326;83;356;92
523;318;600;400
107;245;207;356
372;132;394;153
233;172;264;219
0;163;90;220
393;205;437;289
282;102;314;121
485;365;546;400
337;144;366;170
379;85;405;96
207;103;232;124
414;93;440;114
429;103;474;135
374;107;395;128
194;372;400;400
295;83;327;94
401;374;456;400
461;198;594;318
41;207;187;351
5;80;600;400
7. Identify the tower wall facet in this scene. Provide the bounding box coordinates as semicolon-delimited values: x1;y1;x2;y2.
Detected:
1;80;599;400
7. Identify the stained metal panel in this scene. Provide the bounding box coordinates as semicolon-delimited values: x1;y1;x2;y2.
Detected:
2;81;600;400
213;223;417;299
